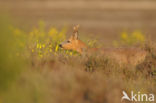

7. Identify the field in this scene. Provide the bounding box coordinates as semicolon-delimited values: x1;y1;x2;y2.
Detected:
1;0;156;45
0;0;156;103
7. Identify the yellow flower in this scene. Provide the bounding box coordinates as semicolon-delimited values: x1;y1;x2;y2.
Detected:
37;43;40;48
40;45;42;49
69;52;73;56
55;45;59;52
121;32;128;40
49;49;52;52
48;28;58;37
132;31;145;42
42;44;45;48
36;43;42;49
32;49;34;53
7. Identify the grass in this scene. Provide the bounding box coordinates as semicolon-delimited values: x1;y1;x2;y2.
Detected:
0;16;156;103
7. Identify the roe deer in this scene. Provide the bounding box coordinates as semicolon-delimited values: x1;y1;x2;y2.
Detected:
59;25;147;66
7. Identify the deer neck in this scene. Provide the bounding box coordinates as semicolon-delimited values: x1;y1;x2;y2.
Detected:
76;41;88;54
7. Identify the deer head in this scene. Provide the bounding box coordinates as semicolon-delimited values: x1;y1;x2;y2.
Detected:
59;25;87;53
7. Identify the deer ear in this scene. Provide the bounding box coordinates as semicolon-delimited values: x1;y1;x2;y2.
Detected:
73;32;78;39
72;24;80;39
73;24;79;31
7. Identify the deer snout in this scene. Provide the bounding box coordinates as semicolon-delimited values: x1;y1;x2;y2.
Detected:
59;44;62;48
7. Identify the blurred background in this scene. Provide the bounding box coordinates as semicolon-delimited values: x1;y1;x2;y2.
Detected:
0;0;156;45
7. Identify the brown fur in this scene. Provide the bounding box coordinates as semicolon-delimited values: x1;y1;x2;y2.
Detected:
59;25;147;66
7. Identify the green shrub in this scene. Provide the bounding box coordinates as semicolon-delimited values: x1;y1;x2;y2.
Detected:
0;15;23;92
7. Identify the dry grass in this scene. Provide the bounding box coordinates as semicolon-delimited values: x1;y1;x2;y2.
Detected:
3;45;156;103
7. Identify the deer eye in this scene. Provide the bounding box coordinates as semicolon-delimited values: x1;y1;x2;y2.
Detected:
67;40;70;43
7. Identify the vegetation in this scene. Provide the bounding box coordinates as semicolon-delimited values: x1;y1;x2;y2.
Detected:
114;30;146;46
0;16;156;103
